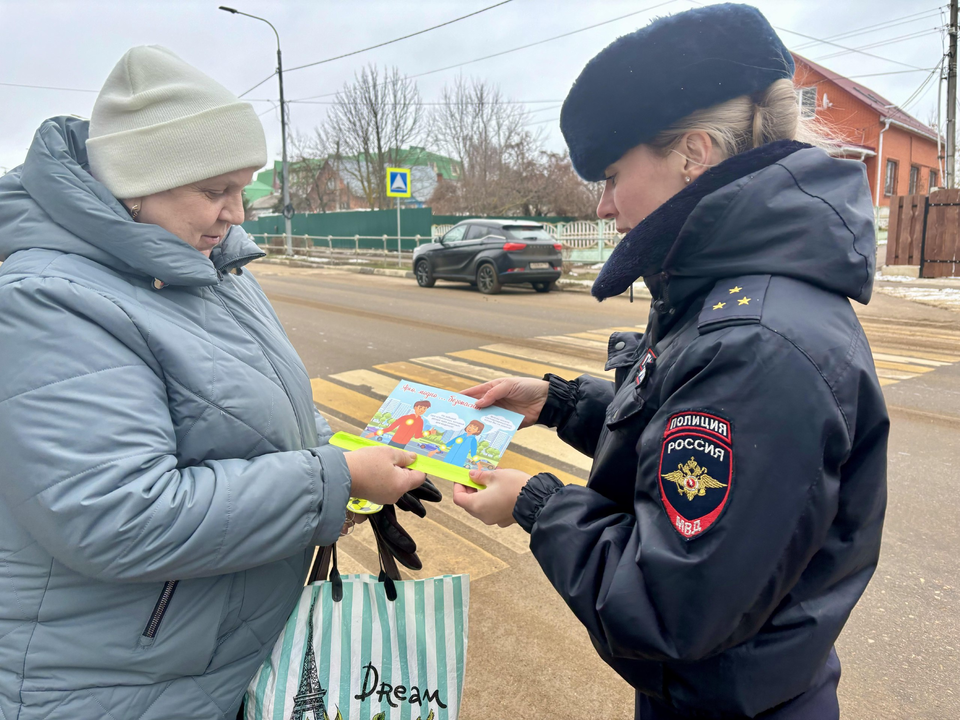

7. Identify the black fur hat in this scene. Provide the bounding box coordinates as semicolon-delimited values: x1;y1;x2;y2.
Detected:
561;3;794;181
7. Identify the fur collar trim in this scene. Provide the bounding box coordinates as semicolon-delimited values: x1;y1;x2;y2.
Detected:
591;140;810;301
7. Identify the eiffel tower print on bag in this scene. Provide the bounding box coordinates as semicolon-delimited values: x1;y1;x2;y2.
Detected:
245;542;469;719
290;593;333;720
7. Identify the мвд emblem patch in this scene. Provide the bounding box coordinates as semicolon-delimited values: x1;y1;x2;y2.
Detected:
659;412;733;539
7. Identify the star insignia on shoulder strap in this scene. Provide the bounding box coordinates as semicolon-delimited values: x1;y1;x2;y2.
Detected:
728;286;742;294
713;301;725;310
737;297;751;305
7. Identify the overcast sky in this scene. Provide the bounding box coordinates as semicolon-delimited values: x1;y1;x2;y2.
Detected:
0;0;945;174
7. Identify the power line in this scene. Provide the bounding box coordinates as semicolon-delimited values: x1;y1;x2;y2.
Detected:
683;0;936;71
528;116;560;127
409;0;678;80
814;27;942;62
257;101;280;118
284;0;514;73
239;72;277;99
793;8;943;50
775;26;932;70
847;68;939;79
526;104;563;116
900;59;943;111
290;0;679;103
0;81;97;93
280;98;564;106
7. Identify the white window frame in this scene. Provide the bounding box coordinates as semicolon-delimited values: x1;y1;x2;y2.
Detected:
796;86;817;119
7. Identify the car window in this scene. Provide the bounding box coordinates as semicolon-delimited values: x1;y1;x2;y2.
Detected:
442;225;467;243
464;224;487;240
504;226;553;241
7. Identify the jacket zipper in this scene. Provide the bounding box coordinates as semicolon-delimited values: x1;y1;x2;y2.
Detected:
142;580;179;639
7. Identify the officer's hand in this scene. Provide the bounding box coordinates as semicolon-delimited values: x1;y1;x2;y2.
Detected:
452;468;532;527
345;447;425;506
460;377;548;429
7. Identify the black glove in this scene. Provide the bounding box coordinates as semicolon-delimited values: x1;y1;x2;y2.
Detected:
395;478;442;518
370;504;422;570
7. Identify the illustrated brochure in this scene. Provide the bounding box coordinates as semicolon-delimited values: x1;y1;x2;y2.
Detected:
329;379;523;488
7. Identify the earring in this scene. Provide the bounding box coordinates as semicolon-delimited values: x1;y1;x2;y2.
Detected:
684;176;691;184
130;203;141;220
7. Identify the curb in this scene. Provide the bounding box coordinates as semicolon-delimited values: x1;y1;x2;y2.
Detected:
876;279;960;291
255;256;652;298
257;256;414;278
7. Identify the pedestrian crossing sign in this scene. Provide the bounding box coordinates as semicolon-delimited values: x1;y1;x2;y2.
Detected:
386;167;411;198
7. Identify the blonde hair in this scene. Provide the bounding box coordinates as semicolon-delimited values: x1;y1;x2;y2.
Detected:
649;79;834;161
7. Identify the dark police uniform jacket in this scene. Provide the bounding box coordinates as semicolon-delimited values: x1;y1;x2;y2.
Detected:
516;148;888;718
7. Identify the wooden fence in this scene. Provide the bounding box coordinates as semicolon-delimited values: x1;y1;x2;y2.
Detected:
886;190;960;278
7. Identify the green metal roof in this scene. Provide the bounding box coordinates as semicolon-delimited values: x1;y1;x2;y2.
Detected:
243;147;461;201
243;180;275;203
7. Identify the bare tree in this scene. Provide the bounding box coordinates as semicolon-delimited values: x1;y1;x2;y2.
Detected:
524;151;603;219
430;76;543;216
287;127;348;213
323;64;425;210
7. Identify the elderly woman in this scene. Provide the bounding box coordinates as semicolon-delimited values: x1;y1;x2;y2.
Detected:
0;46;425;719
454;5;888;719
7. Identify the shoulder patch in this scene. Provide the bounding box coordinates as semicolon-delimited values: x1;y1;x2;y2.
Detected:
699;275;771;334
659;411;733;539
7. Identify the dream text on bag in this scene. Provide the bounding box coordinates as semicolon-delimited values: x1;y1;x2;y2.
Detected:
355;662;447;709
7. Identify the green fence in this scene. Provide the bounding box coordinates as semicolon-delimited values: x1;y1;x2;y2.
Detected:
242;210;576;245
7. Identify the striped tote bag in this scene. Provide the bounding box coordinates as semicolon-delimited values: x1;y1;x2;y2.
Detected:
245;549;469;720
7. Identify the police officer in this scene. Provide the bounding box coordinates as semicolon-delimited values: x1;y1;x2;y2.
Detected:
452;4;888;718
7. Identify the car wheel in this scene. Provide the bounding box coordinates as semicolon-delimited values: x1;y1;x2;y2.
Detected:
415;260;436;288
476;263;502;294
532;281;552;293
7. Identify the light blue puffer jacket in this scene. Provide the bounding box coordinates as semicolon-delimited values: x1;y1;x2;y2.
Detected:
0;117;352;720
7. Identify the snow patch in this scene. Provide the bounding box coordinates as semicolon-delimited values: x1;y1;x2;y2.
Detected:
877;286;960;311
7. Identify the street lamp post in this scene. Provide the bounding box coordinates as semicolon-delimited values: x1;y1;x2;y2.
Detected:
220;6;293;255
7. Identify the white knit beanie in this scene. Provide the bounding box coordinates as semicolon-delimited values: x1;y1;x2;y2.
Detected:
87;45;267;199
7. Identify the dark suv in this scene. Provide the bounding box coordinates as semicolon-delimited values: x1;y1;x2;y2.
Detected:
413;219;563;294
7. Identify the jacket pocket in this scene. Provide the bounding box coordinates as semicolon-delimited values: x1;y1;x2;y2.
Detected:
140;580;179;644
605;391;648;430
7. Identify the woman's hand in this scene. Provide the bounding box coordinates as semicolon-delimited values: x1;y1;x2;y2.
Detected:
452;468;532;527
345;446;425;505
460;377;549;429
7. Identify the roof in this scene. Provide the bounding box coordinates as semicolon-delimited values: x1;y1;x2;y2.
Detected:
243;147;461;205
243;180;275;203
457;219;544;228
793;54;939;142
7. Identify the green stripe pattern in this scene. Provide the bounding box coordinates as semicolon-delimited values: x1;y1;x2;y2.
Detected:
245;573;469;720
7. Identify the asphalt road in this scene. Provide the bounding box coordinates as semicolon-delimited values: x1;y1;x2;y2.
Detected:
254;261;960;720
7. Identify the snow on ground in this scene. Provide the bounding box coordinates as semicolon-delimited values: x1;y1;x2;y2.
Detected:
876;273;922;283
876;286;960;311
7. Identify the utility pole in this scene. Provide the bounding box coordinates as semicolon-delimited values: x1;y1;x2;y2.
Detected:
220;6;293;254
277;46;293;255
947;0;957;188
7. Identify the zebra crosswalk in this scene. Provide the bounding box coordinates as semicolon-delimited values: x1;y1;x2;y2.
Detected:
312;322;960;580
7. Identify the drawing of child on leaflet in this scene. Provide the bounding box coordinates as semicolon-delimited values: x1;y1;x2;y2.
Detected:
429;420;484;468
372;400;432;449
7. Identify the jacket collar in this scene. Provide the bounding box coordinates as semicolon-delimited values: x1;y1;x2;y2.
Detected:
10;117;260;288
591;140;810;302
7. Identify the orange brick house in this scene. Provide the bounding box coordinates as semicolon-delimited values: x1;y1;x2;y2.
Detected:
793;54;940;214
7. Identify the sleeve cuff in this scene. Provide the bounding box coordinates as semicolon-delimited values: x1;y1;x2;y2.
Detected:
308;444;352;546
513;472;565;534
536;373;578;428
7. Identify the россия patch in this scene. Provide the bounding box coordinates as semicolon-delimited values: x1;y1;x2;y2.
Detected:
658;411;733;539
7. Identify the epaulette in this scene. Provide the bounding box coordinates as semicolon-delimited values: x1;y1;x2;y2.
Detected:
698;274;771;334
